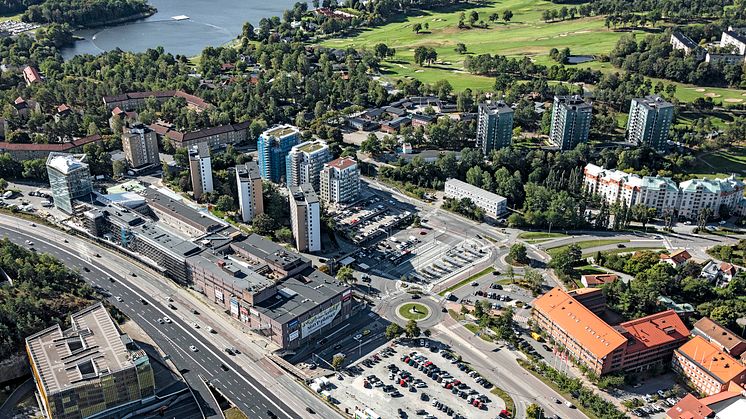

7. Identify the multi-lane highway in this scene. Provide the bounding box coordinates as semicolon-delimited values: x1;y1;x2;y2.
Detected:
0;215;321;419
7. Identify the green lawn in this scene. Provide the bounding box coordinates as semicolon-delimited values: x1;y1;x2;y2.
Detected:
574;265;606;275
323;0;644;91
398;303;430;320
546;239;630;257
689;148;746;178
491;386;516;415
601;246;664;256
438;266;495;296
518;231;568;240
321;0;746;102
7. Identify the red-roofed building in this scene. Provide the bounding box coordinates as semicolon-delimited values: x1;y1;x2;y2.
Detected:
661;250;692;268
665;394;713;419
673;336;746;396
23;66;41;85
693;317;746;359
320;157;360;204
581;273;619;288
533;288;689;376
0;135;103;161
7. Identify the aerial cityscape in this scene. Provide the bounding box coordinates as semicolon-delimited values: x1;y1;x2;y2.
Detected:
1;1;746;419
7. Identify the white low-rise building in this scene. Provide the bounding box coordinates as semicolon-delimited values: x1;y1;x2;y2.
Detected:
584;164;745;219
444;178;507;219
678;176;745;219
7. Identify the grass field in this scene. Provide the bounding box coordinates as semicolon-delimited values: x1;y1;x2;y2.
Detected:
689;148;746;178
517;231;568;240
601;246;664;256
322;0;746;101
438;266;494;296
398;303;430;320
546;239;630;257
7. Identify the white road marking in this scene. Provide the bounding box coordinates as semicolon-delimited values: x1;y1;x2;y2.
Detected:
0;223;296;419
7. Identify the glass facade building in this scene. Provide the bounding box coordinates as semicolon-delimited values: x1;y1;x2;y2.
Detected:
46;153;93;214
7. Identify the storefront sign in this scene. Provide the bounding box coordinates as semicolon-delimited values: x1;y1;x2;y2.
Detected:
301;302;341;338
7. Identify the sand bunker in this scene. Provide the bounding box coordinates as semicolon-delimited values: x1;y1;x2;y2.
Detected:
724;98;743;103
695;88;706;92
704;92;722;97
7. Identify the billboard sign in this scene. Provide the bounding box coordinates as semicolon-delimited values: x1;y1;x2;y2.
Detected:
301;302;341;338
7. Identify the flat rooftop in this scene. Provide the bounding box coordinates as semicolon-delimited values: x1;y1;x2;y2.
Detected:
264;125;298;138
255;268;348;324
231;233;310;271
26;303;142;395
187;253;274;292
296;140;327;154
142;188;225;234
236;161;261;181
290;184;319;206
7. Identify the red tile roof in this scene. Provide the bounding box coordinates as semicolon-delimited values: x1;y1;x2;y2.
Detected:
23;66;41;83
0;134;102;152
533;287;627;359
661;250;692;264
666;394;713;419
676;336;746;384
619;310;689;354
693;317;746;355
327;157;357;170
582;274;618;286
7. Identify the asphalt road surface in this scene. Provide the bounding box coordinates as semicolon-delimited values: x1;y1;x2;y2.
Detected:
0;218;302;419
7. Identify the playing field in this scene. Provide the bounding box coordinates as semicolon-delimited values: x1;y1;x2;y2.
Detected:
322;0;746;101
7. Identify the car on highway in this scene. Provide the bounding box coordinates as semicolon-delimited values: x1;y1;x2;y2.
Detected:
189;345;198;352
334;344;343;350
163;316;172;324
354;333;363;340
220;364;229;371
157;318;164;324
471;281;478;286
140;298;148;305
115;296;123;302
168;304;177;310
305;407;316;414
25;240;33;245
83;267;90;272
192;322;199;329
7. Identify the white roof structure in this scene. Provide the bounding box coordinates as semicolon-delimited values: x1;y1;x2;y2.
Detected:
715;398;746;419
46;153;87;174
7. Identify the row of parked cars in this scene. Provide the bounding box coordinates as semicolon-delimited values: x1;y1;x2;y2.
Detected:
403;351;492;412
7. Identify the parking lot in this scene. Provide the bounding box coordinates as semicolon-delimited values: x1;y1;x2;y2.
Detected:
332;195;414;245
328;339;504;419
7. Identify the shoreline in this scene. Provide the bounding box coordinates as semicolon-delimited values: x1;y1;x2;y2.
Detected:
75;7;157;30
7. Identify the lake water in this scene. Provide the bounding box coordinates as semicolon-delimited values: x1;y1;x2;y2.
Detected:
61;0;301;59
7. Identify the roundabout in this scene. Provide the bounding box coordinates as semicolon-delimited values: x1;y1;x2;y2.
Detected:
396;302;431;321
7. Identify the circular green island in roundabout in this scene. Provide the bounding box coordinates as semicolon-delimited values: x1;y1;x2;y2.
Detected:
397;302;431;321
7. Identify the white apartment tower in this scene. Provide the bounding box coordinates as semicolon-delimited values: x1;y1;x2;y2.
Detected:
319;157;360;204
285;139;331;191
236;161;264;223
289;184;320;252
189;143;213;200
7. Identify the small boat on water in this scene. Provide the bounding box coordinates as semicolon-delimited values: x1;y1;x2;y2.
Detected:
171;15;190;21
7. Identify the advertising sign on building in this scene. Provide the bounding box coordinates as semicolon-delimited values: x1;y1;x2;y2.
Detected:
240;306;249;322
289;330;299;341
342;289;352;302
301;302;341;338
230;297;239;317
215;289;224;302
250;308;259;317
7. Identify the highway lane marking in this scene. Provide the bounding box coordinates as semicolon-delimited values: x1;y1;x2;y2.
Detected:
0;223;298;419
136;314;214;378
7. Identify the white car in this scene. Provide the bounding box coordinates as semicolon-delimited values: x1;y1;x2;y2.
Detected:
25;240;33;245
354;334;363;340
163;316;172;324
189;345;198;352
115;296;123;302
192;322;200;329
